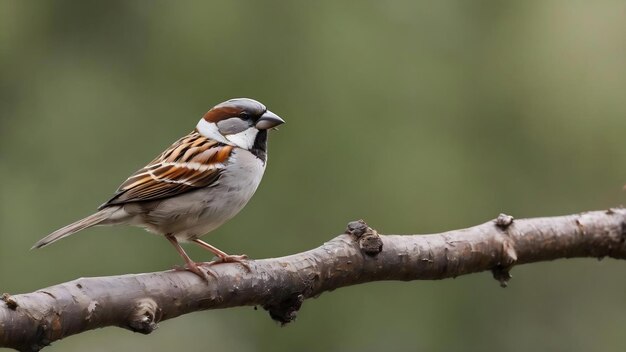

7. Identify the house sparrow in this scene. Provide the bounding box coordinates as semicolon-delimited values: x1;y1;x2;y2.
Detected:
33;98;285;280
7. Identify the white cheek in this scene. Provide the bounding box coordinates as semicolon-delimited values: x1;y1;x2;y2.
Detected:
225;127;258;150
196;119;231;145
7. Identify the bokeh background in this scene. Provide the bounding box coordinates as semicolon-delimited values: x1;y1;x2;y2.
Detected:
2;1;626;351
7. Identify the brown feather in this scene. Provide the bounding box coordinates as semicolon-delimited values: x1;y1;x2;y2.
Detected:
99;131;232;209
202;106;242;122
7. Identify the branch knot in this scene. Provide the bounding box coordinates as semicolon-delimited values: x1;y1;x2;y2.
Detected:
263;293;304;326
127;298;160;334
495;213;514;229
1;293;18;310
492;213;517;287
492;240;518;288
346;220;383;256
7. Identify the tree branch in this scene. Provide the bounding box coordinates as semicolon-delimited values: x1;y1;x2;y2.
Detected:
2;209;625;351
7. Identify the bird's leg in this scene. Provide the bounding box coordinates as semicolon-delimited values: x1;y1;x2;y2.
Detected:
192;239;251;272
166;234;216;280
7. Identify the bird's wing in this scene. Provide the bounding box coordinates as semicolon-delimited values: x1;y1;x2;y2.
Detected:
99;131;234;208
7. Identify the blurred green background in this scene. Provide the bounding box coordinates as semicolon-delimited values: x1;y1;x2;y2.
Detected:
1;1;626;351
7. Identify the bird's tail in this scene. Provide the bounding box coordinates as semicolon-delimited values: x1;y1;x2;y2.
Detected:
32;209;112;249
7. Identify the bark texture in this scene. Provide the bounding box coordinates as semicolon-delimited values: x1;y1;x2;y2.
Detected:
1;208;625;351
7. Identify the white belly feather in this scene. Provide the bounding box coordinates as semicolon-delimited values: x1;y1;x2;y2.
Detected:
137;148;266;241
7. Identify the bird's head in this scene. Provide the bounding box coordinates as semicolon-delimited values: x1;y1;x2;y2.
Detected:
196;98;285;150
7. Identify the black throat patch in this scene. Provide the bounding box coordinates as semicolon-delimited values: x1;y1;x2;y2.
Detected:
250;129;268;163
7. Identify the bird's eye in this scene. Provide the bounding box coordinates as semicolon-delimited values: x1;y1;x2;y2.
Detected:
239;111;251;119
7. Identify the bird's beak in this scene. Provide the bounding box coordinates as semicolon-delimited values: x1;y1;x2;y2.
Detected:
255;110;285;130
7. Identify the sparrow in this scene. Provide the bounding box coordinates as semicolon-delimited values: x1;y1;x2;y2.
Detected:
32;98;285;280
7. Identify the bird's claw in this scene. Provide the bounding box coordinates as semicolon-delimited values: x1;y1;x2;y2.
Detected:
173;262;217;281
205;254;251;272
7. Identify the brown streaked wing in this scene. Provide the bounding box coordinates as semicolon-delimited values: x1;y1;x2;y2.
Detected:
99;131;234;209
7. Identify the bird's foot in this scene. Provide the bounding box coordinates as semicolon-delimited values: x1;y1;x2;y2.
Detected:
173;262;217;281
207;254;251;272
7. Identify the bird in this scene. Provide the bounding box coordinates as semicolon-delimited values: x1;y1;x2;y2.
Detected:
32;98;285;280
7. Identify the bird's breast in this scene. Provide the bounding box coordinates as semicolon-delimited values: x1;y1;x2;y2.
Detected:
138;148;266;240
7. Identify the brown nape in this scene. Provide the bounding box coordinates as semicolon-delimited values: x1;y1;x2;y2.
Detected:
202;106;242;122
